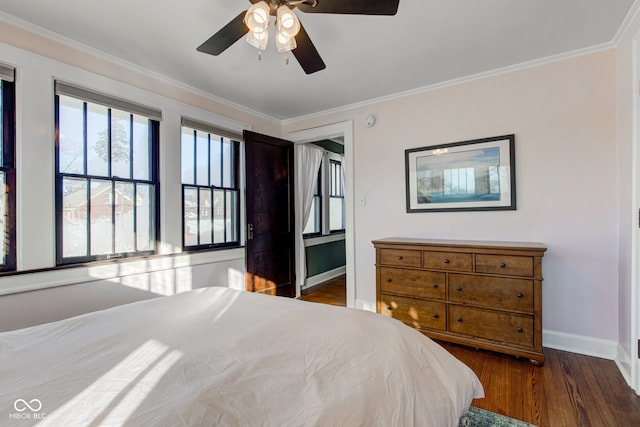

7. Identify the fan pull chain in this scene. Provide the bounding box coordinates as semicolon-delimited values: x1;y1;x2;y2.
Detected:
258;50;263;61
285;54;289;65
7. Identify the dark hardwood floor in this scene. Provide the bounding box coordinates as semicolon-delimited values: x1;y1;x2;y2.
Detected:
299;275;640;427
299;275;346;306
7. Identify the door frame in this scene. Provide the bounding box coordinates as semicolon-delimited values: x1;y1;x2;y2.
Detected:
287;121;355;308
631;34;640;394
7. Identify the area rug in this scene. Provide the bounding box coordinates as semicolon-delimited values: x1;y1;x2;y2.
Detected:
459;406;537;427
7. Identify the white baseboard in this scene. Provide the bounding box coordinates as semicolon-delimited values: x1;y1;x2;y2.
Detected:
355;298;376;313
615;343;633;388
302;266;346;290
542;330;618;360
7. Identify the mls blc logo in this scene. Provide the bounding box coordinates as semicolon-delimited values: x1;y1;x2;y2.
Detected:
9;399;46;420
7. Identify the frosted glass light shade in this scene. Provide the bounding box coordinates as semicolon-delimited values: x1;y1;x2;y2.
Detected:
247;26;269;50
244;1;270;31
276;5;300;38
276;30;296;52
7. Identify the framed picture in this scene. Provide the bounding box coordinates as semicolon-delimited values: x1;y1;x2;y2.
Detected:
405;134;516;213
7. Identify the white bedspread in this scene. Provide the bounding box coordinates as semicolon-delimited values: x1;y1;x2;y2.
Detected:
0;287;483;426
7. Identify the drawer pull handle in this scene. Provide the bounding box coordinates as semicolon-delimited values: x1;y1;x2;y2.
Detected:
456;286;463;291
432;314;439;319
517;327;524;333
387;306;392;311
457;317;463;322
432;283;439;289
500;262;507;268
516;293;523;298
386;278;392;283
443;259;450;264
397;256;403;261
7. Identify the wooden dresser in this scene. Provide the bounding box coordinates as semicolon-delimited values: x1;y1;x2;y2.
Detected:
373;237;547;365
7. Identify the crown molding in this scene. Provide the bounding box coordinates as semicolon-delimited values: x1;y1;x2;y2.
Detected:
613;0;640;46
282;41;616;125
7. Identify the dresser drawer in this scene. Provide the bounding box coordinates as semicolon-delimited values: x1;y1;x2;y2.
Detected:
379;249;422;268
380;267;446;300
475;254;533;277
423;251;472;272
449;274;533;312
449;305;533;348
380;294;446;331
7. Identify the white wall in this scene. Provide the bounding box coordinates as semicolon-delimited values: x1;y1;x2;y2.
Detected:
0;21;280;331
283;49;620;357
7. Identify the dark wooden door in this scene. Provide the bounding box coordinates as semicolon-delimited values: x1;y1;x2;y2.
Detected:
244;130;295;297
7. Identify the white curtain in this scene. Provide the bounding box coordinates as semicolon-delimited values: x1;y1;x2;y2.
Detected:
294;144;324;296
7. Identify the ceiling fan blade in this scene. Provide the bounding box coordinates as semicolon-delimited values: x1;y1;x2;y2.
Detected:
292;23;326;74
297;0;399;15
197;11;249;56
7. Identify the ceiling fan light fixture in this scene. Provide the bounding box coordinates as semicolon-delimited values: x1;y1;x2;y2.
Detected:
276;5;300;38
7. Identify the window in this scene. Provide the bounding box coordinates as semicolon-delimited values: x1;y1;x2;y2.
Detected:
303;168;322;235
181;119;240;250
329;159;345;232
0;64;15;271
55;83;160;265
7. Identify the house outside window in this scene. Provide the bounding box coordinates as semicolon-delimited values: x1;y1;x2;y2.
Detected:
55;82;160;265
0;64;15;271
181;119;240;250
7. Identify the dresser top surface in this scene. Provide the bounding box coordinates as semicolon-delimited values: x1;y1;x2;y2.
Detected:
372;237;547;251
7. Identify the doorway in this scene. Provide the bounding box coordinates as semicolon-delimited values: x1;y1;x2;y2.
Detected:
287;121;355;308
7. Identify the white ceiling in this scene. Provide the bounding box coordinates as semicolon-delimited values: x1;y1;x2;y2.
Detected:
0;0;635;121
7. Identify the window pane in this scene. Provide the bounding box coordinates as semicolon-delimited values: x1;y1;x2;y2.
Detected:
210;136;222;187
111;109;131;179
196;131;209;186
133;115;150;180
330;197;344;231
213;189;225;243
114;182;135;253
58;96;85;174
222;140;233;188
184;186;198;247
0;172;5;263
86;103;109;177
226;190;238;242
199;188;212;245
90;180;113;255
181;128;195;185
136;183;154;251
62;177;88;257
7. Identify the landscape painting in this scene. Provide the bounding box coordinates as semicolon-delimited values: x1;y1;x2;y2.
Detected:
405;135;516;212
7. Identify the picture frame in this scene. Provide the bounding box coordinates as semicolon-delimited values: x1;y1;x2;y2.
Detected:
405;134;516;213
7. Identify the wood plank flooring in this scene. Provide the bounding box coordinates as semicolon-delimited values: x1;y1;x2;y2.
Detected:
300;275;640;427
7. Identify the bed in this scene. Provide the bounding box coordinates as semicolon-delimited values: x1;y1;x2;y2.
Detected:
0;286;483;426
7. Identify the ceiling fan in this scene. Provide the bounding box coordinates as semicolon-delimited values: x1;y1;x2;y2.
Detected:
197;0;400;74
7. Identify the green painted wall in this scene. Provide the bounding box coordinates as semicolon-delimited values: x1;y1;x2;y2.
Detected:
305;239;346;277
